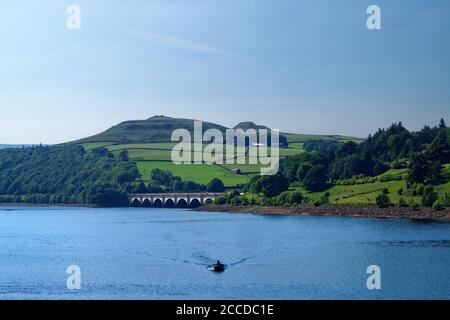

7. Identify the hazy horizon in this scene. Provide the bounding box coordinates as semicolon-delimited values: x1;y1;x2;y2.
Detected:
1;0;449;144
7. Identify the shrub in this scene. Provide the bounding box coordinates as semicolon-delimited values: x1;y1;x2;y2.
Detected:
439;193;450;206
230;196;242;206
214;196;227;205
431;194;450;210
289;192;303;205
376;193;391;208
247;174;289;197
432;200;444;211
421;186;438;207
278;192;290;206
410;201;420;211
303;165;328;192
206;179;225;192
398;198;408;207
320;193;330;205
417;185;425;196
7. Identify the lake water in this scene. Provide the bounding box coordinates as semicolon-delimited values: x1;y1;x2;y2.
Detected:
0;206;449;300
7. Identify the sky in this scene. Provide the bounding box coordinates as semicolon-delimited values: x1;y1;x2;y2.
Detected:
0;0;449;144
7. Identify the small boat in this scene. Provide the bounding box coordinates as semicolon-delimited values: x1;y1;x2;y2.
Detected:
209;261;226;272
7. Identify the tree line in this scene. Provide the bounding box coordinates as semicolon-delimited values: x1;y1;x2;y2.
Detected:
282;119;449;192
0;145;139;206
0;145;227;206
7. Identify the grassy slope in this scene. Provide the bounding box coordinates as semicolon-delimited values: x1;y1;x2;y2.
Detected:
75;116;228;144
80;142;260;186
283;132;363;143
299;166;450;206
81;142;116;150
85;142;306;185
136;161;248;186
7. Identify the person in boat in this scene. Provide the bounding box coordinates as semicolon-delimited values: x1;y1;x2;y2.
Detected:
210;260;225;272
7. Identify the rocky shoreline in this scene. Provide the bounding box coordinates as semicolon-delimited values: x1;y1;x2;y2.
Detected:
195;204;450;221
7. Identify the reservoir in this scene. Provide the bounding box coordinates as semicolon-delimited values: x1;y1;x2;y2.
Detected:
0;206;449;299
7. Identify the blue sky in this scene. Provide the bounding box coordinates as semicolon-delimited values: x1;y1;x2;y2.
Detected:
0;0;449;144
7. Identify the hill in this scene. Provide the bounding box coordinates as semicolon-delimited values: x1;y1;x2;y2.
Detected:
72;115;363;187
75;115;362;144
75;115;227;144
234;121;270;131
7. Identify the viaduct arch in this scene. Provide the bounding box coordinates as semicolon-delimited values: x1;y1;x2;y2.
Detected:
128;193;224;208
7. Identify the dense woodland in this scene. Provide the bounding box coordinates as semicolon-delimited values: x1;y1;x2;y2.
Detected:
0;145;139;206
0;145;226;206
282;119;449;190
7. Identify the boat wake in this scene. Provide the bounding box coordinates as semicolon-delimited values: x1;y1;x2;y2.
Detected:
164;254;256;271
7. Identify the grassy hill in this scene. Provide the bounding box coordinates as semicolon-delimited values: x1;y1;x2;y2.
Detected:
75;115;228;144
76;115;362;144
234;121;269;131
76;115;362;187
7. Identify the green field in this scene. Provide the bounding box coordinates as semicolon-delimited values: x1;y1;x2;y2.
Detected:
136;161;249;187
111;149;173;161
288;142;305;150
221;163;262;174
297;180;413;206
100;143;300;179
81;142;116;150
283;132;363;143
279;147;305;157
108;143;177;151
81;142;292;185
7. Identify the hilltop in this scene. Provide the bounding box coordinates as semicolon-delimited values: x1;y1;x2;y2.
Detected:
75;115;228;144
74;115;362;144
234;121;270;131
